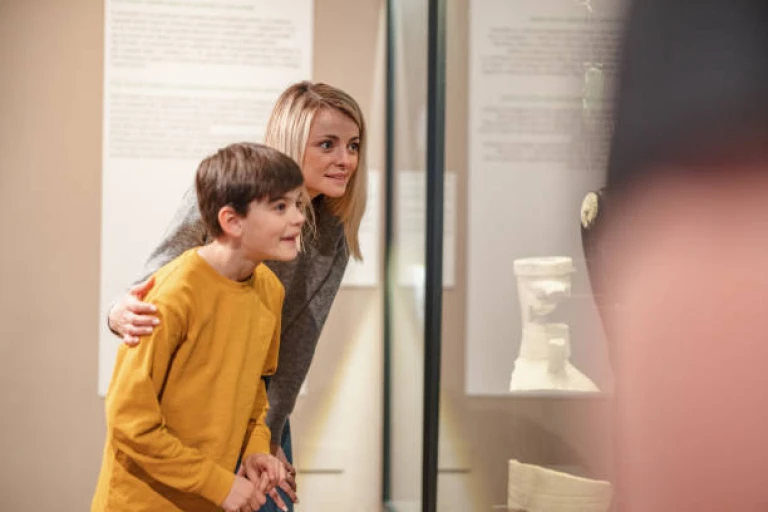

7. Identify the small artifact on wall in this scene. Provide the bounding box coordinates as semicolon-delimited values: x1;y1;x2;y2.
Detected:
509;257;599;393
579;188;620;366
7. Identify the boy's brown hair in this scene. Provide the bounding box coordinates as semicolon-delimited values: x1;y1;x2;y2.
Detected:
195;142;303;238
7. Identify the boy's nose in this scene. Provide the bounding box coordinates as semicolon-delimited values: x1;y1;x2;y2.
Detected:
293;208;306;226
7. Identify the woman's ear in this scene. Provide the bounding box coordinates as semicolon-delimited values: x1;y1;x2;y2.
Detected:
217;205;242;237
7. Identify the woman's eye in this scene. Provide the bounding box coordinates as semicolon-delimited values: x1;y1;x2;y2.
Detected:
275;203;287;212
320;140;333;149
349;142;360;152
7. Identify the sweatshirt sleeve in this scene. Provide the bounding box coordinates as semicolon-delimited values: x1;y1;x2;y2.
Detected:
243;282;283;456
106;299;234;506
264;237;349;444
242;378;272;457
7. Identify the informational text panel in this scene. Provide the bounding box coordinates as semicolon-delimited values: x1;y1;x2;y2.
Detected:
99;0;313;395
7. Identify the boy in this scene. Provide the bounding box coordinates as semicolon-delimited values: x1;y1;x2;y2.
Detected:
92;142;305;511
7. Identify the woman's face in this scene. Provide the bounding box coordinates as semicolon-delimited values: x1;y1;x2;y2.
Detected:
302;107;361;199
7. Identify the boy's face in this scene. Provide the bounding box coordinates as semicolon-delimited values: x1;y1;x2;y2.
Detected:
239;187;305;262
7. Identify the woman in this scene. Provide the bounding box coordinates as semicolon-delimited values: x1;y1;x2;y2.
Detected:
107;81;367;511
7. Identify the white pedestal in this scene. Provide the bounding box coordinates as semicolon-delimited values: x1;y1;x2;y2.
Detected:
507;460;612;512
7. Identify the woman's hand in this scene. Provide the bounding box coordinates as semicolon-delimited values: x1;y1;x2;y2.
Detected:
272;444;298;505
107;276;159;345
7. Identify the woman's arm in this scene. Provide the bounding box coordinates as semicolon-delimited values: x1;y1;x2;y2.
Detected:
264;235;349;445
137;186;209;283
108;186;208;343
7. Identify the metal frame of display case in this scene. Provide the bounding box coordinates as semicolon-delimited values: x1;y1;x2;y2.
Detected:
422;0;446;511
382;0;395;504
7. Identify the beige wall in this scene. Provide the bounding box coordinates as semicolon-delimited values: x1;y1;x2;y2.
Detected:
0;1;385;510
0;2;106;508
295;2;386;510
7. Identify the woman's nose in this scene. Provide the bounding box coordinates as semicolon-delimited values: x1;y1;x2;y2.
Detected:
335;148;353;168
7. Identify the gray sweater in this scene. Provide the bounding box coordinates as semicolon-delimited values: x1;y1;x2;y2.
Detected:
134;187;349;444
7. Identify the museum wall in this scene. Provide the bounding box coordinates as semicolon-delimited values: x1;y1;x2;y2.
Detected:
0;0;385;510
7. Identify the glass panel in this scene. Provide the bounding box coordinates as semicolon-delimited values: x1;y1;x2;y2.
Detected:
386;0;430;510
437;0;621;509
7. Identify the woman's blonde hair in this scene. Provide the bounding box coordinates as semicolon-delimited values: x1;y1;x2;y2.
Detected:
263;81;367;261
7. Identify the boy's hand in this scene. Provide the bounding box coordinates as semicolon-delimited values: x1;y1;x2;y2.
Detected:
221;475;265;512
239;453;290;511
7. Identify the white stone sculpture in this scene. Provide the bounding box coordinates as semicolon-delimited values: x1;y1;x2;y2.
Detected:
508;459;612;512
509;257;599;392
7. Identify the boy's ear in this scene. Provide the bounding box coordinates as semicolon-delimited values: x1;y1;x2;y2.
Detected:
217;205;242;237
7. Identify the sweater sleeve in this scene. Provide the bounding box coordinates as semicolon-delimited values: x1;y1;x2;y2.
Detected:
264;237;349;444
106;185;207;336
106;299;234;506
135;185;208;284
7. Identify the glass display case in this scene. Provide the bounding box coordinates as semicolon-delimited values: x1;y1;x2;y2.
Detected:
383;0;621;510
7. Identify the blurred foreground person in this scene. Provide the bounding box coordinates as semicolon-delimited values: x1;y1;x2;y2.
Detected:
601;0;768;510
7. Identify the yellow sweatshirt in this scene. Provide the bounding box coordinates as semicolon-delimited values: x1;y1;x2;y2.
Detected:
92;248;284;511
